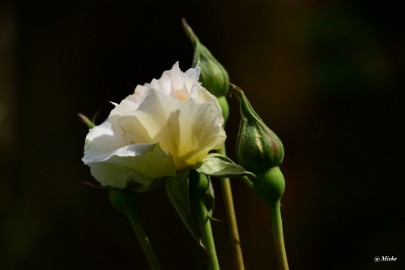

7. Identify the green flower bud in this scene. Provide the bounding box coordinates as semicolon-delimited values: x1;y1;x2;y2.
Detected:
232;84;284;173
182;19;230;97
217;96;229;122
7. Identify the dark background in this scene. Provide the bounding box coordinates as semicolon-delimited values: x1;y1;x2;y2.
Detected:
1;0;404;269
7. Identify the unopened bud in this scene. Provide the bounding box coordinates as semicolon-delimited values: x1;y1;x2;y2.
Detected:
182;19;230;97
232;84;284;173
217;96;229;122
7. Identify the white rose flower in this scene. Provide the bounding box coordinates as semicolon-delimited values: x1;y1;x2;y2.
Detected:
82;62;226;190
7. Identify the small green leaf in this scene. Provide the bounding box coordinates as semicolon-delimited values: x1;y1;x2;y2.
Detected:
205;176;215;216
78;113;95;128
165;171;202;246
195;153;256;178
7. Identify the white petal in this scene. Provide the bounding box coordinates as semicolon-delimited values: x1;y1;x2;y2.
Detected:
84;143;176;190
110;99;139;116
169;62;184;91
157;75;171;95
117;89;226;170
184;65;201;90
83;119;126;158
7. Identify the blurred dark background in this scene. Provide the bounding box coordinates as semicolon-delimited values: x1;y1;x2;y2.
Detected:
1;0;404;269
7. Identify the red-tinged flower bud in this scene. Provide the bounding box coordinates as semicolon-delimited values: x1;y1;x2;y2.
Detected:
232;84;284;174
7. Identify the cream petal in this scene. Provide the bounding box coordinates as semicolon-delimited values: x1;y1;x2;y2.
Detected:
117;112;155;144
117;89;226;170
88;162;147;189
84;143;176;189
157;74;171;95
132;85;148;100
83;119;126;158
184;65;201;91
149;78;161;93
174;100;226;167
110;99;139;116
189;84;223;122
169;62;184;91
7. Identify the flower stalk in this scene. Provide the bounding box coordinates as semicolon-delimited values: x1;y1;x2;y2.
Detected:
241;175;254;190
190;171;220;270
217;93;245;270
218;145;245;270
109;189;162;270
269;199;289;270
256;168;289;270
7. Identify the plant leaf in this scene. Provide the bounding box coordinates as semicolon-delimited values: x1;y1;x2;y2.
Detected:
78;113;95;128
165;171;202;246
195;153;256;178
204;176;215;217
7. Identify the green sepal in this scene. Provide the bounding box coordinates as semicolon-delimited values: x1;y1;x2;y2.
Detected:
165;171;203;246
203;177;222;222
78;113;95;128
195;153;255;178
204;176;215;217
109;188;138;215
255;166;286;204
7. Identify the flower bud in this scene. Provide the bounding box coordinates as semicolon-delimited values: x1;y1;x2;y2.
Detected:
182;19;230;97
217;96;229;122
232;85;284;173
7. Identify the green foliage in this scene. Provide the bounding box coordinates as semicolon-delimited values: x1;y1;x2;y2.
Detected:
78;113;95;128
195;153;255;178
165;171;202;246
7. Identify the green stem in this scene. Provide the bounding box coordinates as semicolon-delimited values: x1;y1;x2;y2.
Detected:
197;194;220;270
109;190;161;270
218;145;245;270
268;199;289;270
125;210;162;270
191;173;221;270
220;179;245;270
241;176;254;190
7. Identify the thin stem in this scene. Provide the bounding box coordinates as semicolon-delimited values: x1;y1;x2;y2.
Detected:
241;176;254;190
218;145;245;270
196;193;221;270
192;173;221;270
125;210;162;270
109;190;162;270
268;199;289;270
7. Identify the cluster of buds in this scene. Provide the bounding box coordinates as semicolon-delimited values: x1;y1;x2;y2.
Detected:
182;19;286;203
